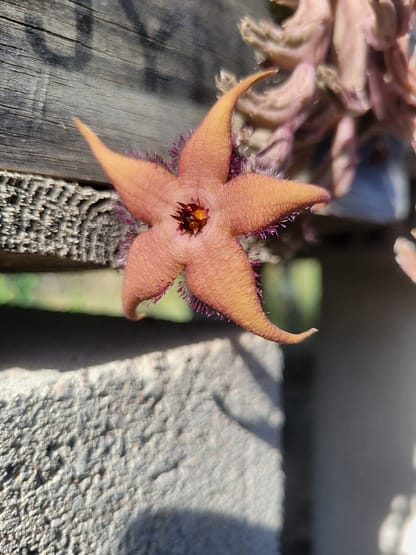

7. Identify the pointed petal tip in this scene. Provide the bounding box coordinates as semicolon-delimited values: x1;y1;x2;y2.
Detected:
304;185;331;213
295;327;318;342
178;69;278;184
124;306;147;321
124;305;137;320
240;319;318;344
73;117;96;144
73;117;105;157
284;180;331;210
310;198;330;213
265;326;318;345
312;184;331;200
72;116;84;131
238;70;279;92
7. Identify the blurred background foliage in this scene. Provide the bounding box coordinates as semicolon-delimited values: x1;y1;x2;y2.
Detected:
0;258;321;331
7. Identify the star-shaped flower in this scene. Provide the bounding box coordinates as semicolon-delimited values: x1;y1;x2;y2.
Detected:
74;70;329;343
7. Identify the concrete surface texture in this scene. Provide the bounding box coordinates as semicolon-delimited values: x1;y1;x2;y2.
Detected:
0;308;283;554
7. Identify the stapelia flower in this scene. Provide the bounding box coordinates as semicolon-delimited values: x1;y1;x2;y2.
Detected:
74;71;329;344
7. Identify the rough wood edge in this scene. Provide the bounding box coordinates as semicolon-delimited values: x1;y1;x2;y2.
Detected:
0;169;143;272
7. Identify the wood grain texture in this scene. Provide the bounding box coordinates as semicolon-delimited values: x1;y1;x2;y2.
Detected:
0;170;128;270
0;0;270;182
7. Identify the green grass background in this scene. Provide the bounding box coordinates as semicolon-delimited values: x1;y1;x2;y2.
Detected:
0;259;321;331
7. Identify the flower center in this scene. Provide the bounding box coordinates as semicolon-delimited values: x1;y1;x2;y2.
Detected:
172;199;209;236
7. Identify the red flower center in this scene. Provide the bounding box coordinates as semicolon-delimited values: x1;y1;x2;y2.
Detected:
172;199;209;236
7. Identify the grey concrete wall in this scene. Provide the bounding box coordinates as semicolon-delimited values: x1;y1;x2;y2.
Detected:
313;249;416;555
0;308;283;554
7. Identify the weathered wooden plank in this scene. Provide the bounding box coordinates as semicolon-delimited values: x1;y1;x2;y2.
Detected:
0;0;270;182
0;170;126;270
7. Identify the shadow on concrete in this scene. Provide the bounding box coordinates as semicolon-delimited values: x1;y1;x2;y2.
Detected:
118;508;278;555
0;306;240;371
213;335;282;449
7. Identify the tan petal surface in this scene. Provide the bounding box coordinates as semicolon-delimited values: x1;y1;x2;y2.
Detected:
74;118;179;224
185;233;317;344
122;227;184;319
178;71;276;188
219;174;330;235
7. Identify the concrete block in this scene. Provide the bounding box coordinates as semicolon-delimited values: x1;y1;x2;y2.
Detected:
0;308;283;554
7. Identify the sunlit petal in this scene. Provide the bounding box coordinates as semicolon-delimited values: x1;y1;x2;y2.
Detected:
74;118;179;224
185;233;317;343
218;174;330;235
122;227;184;318
178;71;276;188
